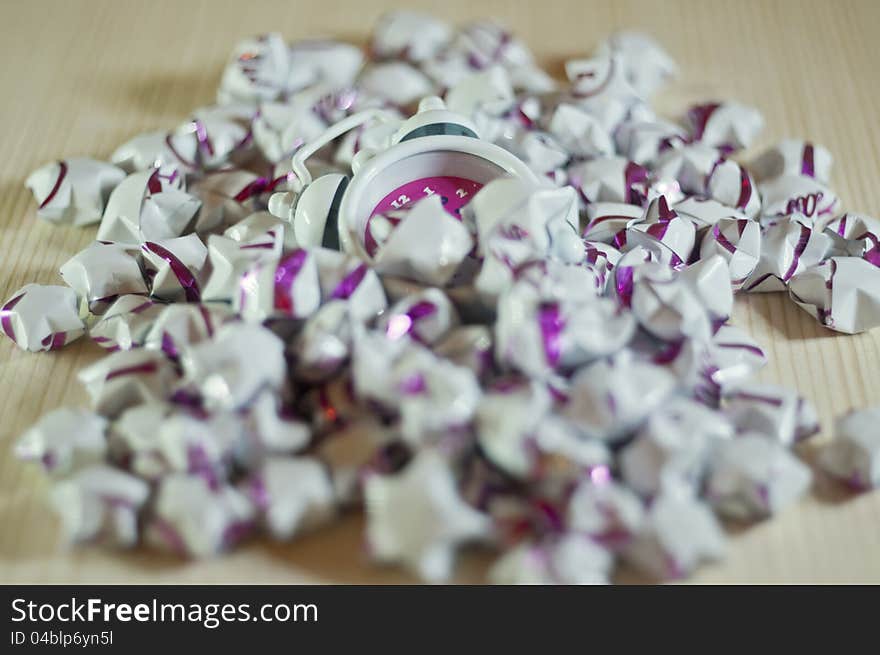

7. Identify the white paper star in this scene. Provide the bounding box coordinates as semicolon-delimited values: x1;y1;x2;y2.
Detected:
365;450;492;582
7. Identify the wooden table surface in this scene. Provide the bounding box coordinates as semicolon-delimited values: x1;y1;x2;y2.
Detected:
1;0;879;584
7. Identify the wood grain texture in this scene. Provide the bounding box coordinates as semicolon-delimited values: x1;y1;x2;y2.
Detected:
1;0;879;584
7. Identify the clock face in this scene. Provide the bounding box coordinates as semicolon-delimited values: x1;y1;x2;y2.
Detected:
338;136;538;259
365;175;483;256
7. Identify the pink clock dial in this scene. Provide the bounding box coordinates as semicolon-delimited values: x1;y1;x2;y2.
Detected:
365;175;483;256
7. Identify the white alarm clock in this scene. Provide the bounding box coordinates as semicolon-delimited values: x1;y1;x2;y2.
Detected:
268;96;538;260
